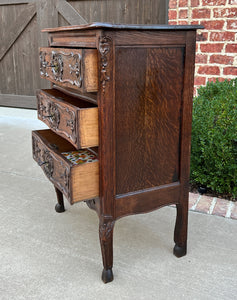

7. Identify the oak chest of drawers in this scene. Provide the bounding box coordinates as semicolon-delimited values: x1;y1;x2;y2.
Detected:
32;23;202;283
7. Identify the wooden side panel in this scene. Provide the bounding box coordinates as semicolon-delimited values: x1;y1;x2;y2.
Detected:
79;108;99;148
115;46;185;195
84;49;99;92
71;161;99;203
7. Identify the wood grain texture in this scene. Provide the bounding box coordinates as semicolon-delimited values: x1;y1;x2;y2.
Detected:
68;0;167;25
115;182;180;219
0;2;36;60
97;34;115;217
36;0;58;47
56;0;87;25
71;160;99;203
173;31;197;250
48;30;98;48
79;107;99;148
0;94;36;108
0;13;42;96
115;46;184;195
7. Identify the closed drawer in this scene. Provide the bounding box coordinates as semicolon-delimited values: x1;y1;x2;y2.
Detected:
37;89;98;149
32;129;99;204
39;47;98;93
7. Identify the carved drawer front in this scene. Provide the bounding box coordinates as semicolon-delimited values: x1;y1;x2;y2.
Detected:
39;47;98;93
32;129;99;204
37;89;98;149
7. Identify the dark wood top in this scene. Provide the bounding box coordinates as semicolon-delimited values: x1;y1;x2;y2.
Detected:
42;22;204;33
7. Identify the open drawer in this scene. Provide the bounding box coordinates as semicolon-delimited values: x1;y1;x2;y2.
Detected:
32;129;99;204
37;89;98;149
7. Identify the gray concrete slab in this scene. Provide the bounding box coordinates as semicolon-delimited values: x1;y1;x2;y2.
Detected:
0;107;237;300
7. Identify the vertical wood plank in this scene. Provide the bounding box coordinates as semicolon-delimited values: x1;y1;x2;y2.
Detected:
36;0;58;47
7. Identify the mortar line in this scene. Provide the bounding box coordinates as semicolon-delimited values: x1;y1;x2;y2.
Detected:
225;201;234;218
208;197;217;214
191;194;202;211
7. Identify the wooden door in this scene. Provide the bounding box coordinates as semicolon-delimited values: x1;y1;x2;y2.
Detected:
0;0;168;109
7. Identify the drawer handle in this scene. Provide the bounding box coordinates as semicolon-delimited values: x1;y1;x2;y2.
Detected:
38;161;49;166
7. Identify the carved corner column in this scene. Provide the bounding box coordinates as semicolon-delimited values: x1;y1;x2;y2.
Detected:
98;33;116;283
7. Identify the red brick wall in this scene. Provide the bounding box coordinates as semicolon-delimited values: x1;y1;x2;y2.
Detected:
168;0;237;95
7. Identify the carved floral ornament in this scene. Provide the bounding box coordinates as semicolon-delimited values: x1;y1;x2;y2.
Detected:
39;50;82;87
32;136;54;178
99;36;112;93
99;219;115;241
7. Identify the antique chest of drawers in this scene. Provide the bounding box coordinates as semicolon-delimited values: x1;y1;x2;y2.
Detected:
32;23;202;283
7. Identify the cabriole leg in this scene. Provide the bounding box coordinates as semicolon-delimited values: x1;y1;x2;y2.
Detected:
99;217;115;283
54;186;65;213
173;202;188;257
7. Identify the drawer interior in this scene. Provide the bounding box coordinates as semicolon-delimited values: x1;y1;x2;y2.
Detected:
35;129;98;155
35;129;76;153
40;89;97;109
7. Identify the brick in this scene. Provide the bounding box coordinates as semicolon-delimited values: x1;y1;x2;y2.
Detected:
208;77;226;82
178;20;189;25
201;20;224;30
198;65;220;75
169;21;178;25
189;193;199;209
226;44;237;53
192;9;211;19
179;0;188;6
194;76;206;85
179;9;188;19
196;32;208;41
212;198;229;217
213;8;237;18
169;0;177;9
229;0;237;3
169;10;177;20
210;32;235;41
191;21;200;25
200;43;224;52
202;0;226;5
191;0;200;6
210;55;234;65
223;67;237;75
195;196;213;214
230;203;237;220
195;54;208;63
227;20;237;30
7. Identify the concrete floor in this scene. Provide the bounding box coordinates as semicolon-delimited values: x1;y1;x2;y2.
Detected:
0;107;237;300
